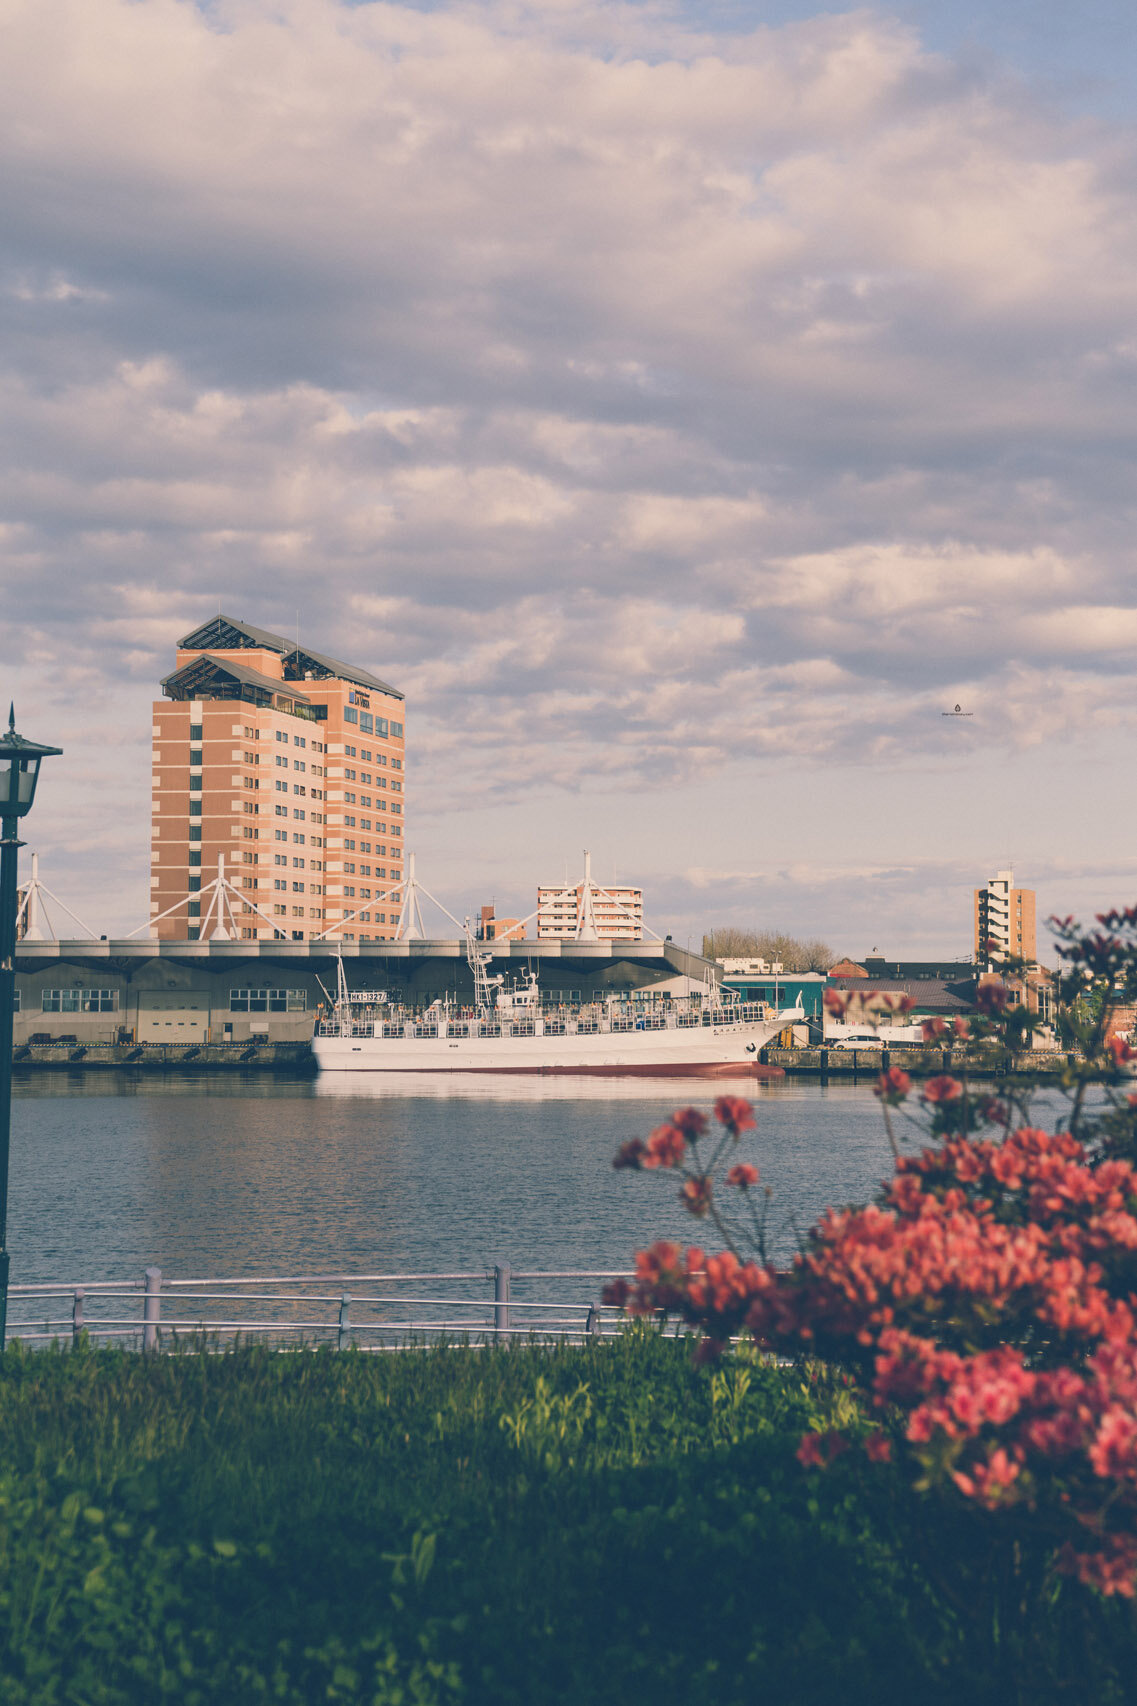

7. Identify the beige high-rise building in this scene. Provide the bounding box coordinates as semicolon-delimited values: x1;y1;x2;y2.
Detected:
974;868;1036;966
536;880;643;941
151;616;405;941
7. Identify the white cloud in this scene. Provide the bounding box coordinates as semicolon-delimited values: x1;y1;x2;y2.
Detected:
3;0;1137;932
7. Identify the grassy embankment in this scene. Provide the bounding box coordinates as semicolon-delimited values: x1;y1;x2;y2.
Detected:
0;1333;1133;1704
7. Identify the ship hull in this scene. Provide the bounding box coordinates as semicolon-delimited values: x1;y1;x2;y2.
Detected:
313;1016;789;1077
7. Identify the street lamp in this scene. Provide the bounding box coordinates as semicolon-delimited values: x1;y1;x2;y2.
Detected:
0;706;62;1348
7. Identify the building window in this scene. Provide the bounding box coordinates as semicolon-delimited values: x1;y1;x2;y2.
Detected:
43;989;119;1013
294;736;306;748
275;829;287;842
375;718;389;738
275;805;287;818
293;809;306;820
344;706;358;724
188;901;201;917
344;815;355;827
188;874;202;891
189;826;202;842
292;881;304;893
274;879;286;891
391;722;403;738
189;799;201;817
190;723;203;741
229;988;307;1012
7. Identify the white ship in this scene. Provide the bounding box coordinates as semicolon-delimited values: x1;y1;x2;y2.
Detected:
313;932;801;1078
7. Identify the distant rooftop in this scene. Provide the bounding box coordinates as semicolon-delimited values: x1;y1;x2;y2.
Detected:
858;956;976;981
178;615;403;700
827;974;975;1013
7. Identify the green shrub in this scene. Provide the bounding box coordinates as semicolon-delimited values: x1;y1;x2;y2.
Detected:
0;1335;1129;1703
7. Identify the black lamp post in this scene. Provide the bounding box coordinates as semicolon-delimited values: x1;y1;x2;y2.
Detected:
0;706;62;1348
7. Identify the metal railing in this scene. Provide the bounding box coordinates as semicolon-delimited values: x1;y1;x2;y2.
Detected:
315;1004;773;1042
6;1264;639;1352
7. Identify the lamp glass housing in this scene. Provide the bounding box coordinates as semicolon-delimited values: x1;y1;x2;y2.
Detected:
0;711;63;822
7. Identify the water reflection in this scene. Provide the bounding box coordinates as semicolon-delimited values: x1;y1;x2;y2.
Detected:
9;1072;896;1289
313;1070;768;1102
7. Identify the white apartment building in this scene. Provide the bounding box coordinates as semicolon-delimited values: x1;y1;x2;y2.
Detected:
536;880;644;941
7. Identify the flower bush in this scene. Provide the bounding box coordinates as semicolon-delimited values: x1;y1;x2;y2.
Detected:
606;912;1137;1599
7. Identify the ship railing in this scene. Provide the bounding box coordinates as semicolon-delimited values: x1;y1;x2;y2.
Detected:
4;1266;658;1352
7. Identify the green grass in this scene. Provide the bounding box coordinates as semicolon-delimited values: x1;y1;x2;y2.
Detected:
0;1333;1132;1704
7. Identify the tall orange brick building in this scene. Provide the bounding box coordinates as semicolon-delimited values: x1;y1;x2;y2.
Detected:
151;616;405;941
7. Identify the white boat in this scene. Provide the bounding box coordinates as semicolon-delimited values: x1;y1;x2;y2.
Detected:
312;931;801;1078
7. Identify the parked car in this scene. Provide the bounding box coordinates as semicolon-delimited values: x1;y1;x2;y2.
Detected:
830;1033;884;1051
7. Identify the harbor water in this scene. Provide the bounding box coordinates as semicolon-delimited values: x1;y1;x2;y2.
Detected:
10;1073;899;1287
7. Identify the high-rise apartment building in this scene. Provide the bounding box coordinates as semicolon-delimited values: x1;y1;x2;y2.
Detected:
974;868;1036;966
536;879;643;941
151;616;405;941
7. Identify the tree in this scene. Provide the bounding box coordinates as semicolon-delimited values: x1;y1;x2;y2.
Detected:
702;928;836;972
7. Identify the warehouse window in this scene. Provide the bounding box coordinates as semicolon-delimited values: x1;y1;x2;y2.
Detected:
229;988;307;1013
43;989;119;1013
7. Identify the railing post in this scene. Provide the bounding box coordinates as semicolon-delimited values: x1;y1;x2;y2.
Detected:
72;1287;85;1347
493;1263;511;1339
338;1293;351;1350
142;1266;162;1353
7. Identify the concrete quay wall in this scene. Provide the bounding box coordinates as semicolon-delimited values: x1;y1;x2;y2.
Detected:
12;1040;317;1073
763;1046;1070;1078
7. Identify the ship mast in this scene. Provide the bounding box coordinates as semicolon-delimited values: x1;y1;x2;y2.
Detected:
464;917;503;1016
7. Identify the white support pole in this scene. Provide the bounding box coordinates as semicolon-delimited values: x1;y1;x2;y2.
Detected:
23;852;43;940
396;852;424;941
575;849;599;942
210;853;230;940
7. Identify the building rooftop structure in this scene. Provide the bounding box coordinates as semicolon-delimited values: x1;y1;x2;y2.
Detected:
176;617;403;699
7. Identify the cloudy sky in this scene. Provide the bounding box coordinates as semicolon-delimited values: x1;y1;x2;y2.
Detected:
4;0;1137;959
